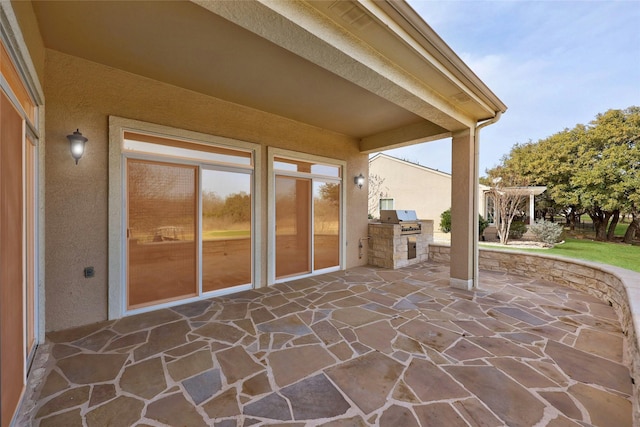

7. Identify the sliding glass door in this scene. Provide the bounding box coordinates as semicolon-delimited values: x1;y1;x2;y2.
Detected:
273;155;342;281
1;38;40;426
124;133;253;311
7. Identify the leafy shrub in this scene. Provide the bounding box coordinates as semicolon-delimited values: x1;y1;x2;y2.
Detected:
529;219;564;247
509;221;527;239
479;214;489;237
440;208;490;237
440;209;452;233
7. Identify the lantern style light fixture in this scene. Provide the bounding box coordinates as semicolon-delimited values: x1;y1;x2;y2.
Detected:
354;173;365;189
67;129;88;165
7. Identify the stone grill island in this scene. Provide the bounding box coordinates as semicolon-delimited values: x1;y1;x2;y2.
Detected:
368;210;434;269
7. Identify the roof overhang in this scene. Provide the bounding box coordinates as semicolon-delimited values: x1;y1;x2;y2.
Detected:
30;0;506;152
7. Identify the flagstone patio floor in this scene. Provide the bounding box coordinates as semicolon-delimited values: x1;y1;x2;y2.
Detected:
21;261;632;426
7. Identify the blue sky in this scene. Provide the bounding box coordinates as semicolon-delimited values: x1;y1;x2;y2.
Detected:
382;0;640;175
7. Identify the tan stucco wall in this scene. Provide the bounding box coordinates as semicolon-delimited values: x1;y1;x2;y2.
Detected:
44;49;368;332
369;155;451;225
370;155;487;231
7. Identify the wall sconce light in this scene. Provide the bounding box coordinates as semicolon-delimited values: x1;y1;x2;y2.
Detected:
67;129;88;165
354;173;365;189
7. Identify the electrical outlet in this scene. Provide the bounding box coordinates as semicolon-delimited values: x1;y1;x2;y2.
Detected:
84;267;95;278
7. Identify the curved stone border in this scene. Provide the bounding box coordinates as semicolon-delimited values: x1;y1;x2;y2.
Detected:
429;243;640;423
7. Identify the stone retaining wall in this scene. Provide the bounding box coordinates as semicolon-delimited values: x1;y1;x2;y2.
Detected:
429;243;640;423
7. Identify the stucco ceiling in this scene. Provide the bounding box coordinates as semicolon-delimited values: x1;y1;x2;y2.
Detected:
31;0;503;149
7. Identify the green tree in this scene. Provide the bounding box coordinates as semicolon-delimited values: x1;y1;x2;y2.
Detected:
495;126;587;229
486;107;640;241
573;107;640;240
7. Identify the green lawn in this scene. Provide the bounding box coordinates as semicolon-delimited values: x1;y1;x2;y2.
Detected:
485;238;640;273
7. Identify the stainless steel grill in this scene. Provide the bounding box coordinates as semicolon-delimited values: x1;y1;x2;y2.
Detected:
380;210;422;235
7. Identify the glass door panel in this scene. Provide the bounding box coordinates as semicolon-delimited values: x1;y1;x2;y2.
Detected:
313;181;340;270
127;160;197;308
202;170;252;292
275;176;311;278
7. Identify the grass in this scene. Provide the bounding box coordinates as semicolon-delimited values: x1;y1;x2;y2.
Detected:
615;223;629;237
485;238;640;273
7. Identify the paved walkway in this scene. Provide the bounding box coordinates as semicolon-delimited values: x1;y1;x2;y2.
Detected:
22;262;631;426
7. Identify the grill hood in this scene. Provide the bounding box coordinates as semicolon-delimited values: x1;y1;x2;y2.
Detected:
380;210;418;223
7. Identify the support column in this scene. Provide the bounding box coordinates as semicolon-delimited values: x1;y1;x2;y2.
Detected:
529;193;535;224
450;128;478;290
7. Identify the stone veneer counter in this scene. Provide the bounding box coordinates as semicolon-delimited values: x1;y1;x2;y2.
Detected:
368;220;434;269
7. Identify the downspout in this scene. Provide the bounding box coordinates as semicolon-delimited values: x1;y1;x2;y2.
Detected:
472;111;502;288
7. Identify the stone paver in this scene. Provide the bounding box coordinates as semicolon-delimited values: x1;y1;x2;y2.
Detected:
445;365;547;426
326;352;404;414
120;356;166;399
268;344;335;387
281;374;350;420
23;261;631;426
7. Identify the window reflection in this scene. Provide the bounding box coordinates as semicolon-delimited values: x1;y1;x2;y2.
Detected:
311;164;340;177
314;181;340;270
275;176;311;278
202;170;252;292
124;132;252;166
274;156;340;177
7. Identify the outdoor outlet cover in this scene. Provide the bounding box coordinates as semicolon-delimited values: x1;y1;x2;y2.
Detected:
84;267;95;278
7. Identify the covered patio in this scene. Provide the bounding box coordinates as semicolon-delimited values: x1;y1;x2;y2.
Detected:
11;2;636;425
20;261;631;426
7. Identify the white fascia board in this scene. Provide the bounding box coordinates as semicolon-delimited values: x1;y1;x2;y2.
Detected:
374;0;506;115
360;0;497;118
